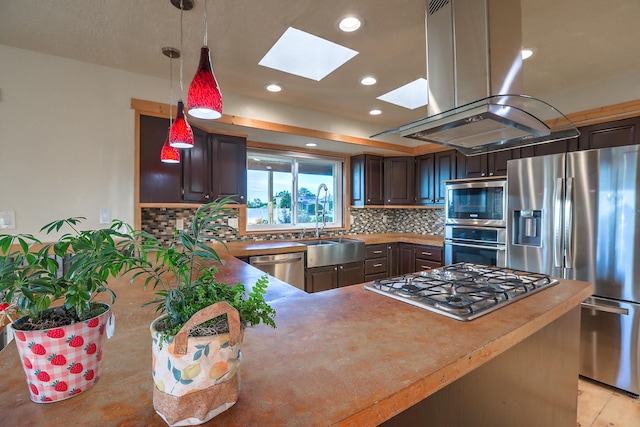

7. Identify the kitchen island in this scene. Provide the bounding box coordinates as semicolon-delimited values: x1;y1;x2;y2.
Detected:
0;252;592;426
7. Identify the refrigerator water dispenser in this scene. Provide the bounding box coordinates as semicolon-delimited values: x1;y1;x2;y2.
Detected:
513;210;542;246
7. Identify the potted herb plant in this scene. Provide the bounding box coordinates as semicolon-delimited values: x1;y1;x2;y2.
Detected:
129;198;277;426
0;217;146;403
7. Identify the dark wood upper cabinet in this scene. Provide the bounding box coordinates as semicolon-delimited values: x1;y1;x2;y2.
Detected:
351;154;384;206
210;134;247;202
182;128;247;203
139;115;182;203
456;149;519;179
434;150;456;204
456;153;487;179
384;156;414;205
416;150;456;205
578;116;640;150
182;127;210;202
415;154;436;205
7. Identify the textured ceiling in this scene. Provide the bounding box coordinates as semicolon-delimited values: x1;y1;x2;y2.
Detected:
1;0;639;154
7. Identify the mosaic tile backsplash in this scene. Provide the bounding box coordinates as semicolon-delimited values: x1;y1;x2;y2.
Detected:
141;207;445;245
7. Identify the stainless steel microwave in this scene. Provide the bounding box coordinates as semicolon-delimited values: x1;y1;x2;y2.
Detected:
445;179;507;227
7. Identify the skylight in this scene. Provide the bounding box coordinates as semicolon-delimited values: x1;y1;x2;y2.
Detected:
377;78;429;110
258;27;358;81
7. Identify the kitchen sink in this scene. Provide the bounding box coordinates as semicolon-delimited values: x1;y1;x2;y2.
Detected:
304;238;365;268
304;239;336;246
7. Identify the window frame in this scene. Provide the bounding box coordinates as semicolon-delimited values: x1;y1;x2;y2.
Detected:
246;148;344;233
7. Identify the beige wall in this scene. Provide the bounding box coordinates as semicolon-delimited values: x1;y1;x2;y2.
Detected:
0;45;385;238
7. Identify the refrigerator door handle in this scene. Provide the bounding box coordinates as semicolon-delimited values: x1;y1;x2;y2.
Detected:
581;301;629;315
564;177;574;268
553;177;564;268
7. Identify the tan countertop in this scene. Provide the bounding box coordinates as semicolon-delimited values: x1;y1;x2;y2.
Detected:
0;253;591;426
222;233;444;257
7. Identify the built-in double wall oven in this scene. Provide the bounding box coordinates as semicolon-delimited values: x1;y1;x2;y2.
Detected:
444;179;507;267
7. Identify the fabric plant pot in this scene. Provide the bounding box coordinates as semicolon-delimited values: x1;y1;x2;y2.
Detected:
150;302;243;427
11;303;113;403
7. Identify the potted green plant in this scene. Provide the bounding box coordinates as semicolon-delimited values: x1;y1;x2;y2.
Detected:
0;217;146;403
129;198;277;426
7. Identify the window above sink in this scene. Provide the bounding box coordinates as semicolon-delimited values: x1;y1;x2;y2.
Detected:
246;149;344;232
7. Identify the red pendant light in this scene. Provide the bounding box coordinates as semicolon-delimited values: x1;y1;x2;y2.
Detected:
168;0;194;149
169;100;194;148
187;46;222;119
187;0;222;119
160;134;181;163
160;47;183;163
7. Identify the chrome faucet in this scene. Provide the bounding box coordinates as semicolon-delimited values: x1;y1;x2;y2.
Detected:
315;183;328;238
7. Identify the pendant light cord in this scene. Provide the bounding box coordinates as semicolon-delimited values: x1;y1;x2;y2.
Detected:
203;0;208;46
179;0;185;100
169;54;174;127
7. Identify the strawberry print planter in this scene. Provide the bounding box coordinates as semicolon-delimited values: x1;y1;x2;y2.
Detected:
11;303;113;403
150;302;243;427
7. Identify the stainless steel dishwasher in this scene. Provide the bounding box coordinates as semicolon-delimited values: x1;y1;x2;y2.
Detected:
249;252;305;291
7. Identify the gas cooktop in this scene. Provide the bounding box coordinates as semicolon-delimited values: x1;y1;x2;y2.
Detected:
364;262;558;321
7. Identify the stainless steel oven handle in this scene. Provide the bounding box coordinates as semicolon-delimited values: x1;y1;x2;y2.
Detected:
445;241;506;251
581;301;629;315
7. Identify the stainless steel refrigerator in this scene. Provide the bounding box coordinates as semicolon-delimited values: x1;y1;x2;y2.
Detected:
507;145;640;396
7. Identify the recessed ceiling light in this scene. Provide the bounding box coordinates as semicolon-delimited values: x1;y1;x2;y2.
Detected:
265;83;282;92
305;143;318;147
369;109;382;115
338;16;362;32
521;48;534;60
377;78;429;110
361;76;377;86
259;27;358;81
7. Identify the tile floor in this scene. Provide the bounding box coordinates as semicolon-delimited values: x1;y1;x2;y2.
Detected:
577;377;640;426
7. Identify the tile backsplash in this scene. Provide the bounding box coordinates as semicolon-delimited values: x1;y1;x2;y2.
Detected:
141;207;445;245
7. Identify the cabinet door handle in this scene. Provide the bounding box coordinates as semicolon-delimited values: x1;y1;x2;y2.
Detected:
421;251;432;256
240;195;244;199
205;194;210;199
420;265;432;270
489;172;494;176
373;263;383;268
367;198;371;202
373;250;383;254
481;172;486;176
334;266;338;271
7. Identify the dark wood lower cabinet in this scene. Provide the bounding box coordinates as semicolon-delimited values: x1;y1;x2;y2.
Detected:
306;265;338;293
306;262;364;293
399;244;416;275
400;243;443;275
338;262;365;288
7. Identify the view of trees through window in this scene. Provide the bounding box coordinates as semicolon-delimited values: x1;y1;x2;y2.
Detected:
246;151;342;230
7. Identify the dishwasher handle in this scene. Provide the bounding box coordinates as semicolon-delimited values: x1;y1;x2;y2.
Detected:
250;257;301;267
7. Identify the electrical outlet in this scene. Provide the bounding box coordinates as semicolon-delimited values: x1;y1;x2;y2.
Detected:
99;209;111;224
0;210;16;229
176;219;184;231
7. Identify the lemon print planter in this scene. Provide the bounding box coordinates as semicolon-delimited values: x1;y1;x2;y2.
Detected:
150;302;243;427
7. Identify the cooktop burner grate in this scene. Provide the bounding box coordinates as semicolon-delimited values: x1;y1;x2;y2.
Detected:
364;262;558;321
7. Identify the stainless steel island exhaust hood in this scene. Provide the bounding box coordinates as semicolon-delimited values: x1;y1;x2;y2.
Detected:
374;0;579;156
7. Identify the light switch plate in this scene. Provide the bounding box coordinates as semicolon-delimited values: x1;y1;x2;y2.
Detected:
228;218;239;228
176;219;184;231
0;210;16;229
